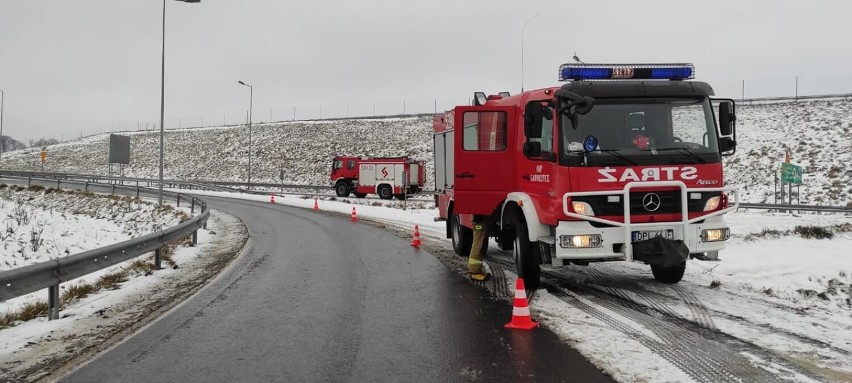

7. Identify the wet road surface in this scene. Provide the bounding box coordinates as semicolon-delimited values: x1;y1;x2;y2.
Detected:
62;197;613;382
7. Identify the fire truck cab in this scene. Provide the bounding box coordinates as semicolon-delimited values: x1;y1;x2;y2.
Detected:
434;64;739;290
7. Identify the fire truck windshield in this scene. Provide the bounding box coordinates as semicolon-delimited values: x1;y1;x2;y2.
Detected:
561;98;721;166
332;159;343;170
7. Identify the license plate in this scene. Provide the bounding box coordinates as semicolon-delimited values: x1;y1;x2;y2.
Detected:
631;229;674;242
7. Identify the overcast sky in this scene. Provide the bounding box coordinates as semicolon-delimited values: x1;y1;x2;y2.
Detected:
1;0;851;143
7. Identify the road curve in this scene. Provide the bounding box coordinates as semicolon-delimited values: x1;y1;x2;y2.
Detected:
61;196;613;383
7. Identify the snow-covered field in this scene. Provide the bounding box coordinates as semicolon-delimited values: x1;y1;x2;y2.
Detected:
1;99;848;206
0;185;184;272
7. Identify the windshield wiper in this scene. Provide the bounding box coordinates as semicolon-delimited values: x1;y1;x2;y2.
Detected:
650;147;706;164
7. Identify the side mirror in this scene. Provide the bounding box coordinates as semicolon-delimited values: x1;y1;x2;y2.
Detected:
524;102;543;139
719;137;736;156
523;142;541;158
719;101;734;136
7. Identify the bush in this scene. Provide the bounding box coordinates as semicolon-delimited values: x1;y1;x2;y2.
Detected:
794;225;834;240
27;185;45;192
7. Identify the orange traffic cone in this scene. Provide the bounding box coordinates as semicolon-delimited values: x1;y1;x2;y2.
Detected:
351;206;358;222
313;197;319;211
505;278;538;330
410;225;422;247
270;193;276;204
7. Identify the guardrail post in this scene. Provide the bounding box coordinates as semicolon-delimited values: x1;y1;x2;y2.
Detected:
202;203;208;229
191;197;196;214
57;179;61;189
176;194;181;207
136;187;141;199
111;184;116;196
27;176;32;186
48;284;60;320
154;248;162;269
84;182;89;192
192;230;198;246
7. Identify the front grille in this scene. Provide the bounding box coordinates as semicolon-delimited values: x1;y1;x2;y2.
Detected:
573;191;719;216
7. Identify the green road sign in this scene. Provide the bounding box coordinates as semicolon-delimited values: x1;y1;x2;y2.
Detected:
781;162;803;184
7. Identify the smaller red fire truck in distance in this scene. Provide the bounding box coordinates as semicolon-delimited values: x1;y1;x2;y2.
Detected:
434;63;740;290
331;156;425;200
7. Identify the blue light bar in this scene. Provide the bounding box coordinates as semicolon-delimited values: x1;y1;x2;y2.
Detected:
558;64;695;81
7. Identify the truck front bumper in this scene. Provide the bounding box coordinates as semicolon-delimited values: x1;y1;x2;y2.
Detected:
557;181;738;263
554;215;729;261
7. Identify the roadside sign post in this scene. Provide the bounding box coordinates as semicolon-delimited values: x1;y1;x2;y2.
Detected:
40;147;47;171
780;161;803;212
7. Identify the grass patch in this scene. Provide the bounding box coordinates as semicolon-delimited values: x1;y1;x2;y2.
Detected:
17;301;49;322
61;283;97;305
95;271;129;290
26;185;45;192
794;225;834;239
0;311;16;328
709;280;722;289
128;259;157;276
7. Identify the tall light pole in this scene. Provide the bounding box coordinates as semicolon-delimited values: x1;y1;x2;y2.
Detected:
159;0;201;206
521;13;542;93
238;80;253;187
0;89;4;159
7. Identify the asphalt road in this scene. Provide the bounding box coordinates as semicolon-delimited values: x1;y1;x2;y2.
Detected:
61;196;613;383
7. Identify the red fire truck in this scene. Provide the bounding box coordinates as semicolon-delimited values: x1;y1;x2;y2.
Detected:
331;156;425;200
434;64;739;289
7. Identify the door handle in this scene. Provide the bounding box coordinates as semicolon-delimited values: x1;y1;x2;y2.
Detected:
456;172;475;179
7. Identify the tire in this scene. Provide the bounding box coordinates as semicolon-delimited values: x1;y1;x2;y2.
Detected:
513;216;541;291
394;194;407;201
377;185;393;200
354;193;367;198
451;214;472;256
335;181;350;197
651;262;686;284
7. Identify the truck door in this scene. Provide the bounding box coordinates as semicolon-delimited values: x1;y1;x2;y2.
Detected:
453;106;516;214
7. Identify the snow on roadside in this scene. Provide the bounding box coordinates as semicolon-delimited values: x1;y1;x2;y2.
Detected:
0;185;189;314
0;209;246;381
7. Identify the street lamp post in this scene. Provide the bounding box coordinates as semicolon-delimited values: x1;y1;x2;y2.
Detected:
158;0;201;206
238;80;253;188
0;89;4;159
521;13;542;93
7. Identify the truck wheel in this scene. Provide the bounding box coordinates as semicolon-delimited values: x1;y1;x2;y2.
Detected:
451;214;472;256
354;193;367;198
377;185;393;200
394;194;407;201
335;181;350;197
651;263;686;284
513;216;541;291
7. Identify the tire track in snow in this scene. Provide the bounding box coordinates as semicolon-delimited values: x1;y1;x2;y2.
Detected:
486;253;820;383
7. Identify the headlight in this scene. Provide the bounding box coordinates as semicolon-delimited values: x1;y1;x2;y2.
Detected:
571;201;595;216
701;228;730;242
559;234;603;248
703;196;721;211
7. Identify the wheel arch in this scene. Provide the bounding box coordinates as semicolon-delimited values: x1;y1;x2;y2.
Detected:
501;192;549;242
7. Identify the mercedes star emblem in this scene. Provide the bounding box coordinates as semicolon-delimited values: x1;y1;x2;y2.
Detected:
642;193;661;212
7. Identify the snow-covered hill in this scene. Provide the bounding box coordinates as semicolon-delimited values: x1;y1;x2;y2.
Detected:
1;99;849;205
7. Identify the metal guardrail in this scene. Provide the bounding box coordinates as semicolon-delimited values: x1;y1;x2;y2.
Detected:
738;202;852;214
0;175;210;320
0;169;439;199
738;93;852;104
